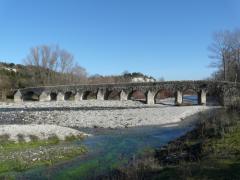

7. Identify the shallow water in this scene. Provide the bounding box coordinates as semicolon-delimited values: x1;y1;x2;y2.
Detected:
15;117;196;179
183;95;198;105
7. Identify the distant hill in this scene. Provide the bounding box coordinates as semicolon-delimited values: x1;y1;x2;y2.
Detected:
0;62;31;89
0;62;58;89
0;61;83;89
123;72;156;83
86;72;156;84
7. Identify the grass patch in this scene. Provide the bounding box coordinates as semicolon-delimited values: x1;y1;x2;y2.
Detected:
0;135;87;176
0;134;11;144
0;146;87;174
0;137;61;152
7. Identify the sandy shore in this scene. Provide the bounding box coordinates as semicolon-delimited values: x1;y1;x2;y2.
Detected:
0;100;217;129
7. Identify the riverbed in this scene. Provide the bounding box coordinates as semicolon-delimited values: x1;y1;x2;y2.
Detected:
12;114;201;179
0;99;217;178
0;99;214;128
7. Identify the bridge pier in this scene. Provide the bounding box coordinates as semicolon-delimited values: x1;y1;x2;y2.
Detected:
14;90;23;102
198;89;206;105
75;92;83;101
120;90;128;101
57;92;65;101
175;90;183;105
39;92;50;102
146;90;155;105
97;89;105;100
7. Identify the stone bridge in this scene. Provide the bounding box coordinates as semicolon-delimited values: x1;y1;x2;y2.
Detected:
13;81;240;106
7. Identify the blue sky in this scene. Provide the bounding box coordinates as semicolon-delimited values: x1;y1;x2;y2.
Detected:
0;0;240;80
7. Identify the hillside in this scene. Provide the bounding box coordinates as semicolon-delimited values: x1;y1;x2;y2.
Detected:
0;62;37;89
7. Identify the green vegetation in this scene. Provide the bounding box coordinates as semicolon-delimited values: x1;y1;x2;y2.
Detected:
153;111;240;180
0;134;60;151
0;135;87;177
104;109;240;180
55;136;131;179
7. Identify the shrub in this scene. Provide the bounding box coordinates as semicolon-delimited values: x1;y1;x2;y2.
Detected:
0;134;10;144
29;135;39;142
17;134;25;143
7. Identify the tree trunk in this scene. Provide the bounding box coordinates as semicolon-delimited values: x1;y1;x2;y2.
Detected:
223;55;227;81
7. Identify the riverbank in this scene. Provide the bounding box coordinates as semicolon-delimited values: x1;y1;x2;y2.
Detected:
0;100;215;128
0;134;87;176
0;125;88;176
103;108;240;180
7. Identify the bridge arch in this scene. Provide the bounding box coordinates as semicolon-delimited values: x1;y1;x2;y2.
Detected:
50;92;57;101
154;89;175;105
23;91;39;101
105;90;120;100
64;91;75;101
83;91;97;100
182;88;198;105
128;90;147;103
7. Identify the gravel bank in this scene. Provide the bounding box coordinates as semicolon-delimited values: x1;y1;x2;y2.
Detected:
0;100;216;128
0;124;88;142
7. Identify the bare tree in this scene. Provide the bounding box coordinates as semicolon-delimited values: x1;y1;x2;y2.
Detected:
71;63;87;78
231;30;240;82
23;45;87;85
209;29;240;82
59;49;74;74
208;30;234;80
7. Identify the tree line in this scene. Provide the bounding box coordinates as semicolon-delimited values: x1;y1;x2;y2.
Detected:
209;29;240;82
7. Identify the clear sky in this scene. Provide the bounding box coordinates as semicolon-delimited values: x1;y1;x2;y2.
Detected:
0;0;240;80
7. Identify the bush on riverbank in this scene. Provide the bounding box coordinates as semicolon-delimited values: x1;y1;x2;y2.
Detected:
103;108;240;180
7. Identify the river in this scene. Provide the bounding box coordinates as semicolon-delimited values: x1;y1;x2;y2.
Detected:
16;115;197;179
